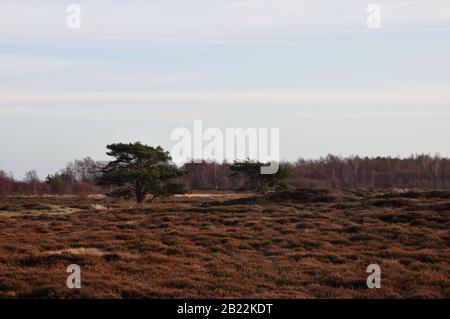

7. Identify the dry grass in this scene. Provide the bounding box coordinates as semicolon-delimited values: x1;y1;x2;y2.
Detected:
0;190;448;299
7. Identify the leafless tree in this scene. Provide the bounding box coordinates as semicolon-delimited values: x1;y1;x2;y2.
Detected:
24;170;40;195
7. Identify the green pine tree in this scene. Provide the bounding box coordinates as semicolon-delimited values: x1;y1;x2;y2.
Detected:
97;142;185;203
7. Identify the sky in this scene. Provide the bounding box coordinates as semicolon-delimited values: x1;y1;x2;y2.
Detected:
0;0;450;179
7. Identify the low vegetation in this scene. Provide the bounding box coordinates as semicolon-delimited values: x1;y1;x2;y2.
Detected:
0;189;448;298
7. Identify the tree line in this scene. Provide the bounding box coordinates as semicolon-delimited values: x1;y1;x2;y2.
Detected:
179;154;450;190
0;157;105;196
2;145;450;200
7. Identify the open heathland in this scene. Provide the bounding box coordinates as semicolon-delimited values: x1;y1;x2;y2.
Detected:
0;189;448;298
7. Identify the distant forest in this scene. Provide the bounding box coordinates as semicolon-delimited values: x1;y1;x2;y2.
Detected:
1;154;450;196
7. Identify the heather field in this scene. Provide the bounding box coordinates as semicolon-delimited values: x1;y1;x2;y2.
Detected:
0;189;448;299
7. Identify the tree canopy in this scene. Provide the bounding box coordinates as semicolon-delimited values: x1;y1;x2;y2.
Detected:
230;159;293;193
97;142;185;203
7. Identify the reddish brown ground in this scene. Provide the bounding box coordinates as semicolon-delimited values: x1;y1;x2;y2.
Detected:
0;190;448;298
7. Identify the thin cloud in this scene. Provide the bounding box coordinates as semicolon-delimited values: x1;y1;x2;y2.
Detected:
0;0;449;47
1;87;449;106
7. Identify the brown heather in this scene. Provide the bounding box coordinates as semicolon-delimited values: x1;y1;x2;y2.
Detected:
0;190;448;298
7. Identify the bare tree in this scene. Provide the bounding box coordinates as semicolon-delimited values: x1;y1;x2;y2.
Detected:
24;170;40;195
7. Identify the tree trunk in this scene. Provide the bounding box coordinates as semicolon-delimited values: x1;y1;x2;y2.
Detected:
135;183;146;204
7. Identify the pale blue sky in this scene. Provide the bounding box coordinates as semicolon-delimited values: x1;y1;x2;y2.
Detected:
1;0;450;178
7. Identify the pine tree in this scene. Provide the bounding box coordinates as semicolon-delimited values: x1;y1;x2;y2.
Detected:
97;142;185;203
